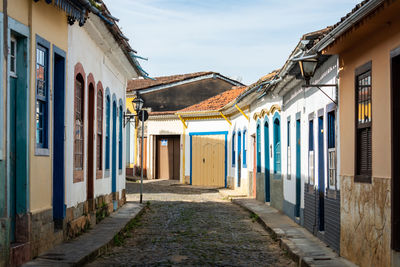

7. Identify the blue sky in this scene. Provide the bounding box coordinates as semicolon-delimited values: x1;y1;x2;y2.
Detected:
103;0;360;85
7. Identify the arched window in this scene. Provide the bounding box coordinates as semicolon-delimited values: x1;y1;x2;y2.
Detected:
273;113;281;174
256;123;261;172
243;130;247;167
97;88;103;172
74;74;85;171
232;132;236;166
105;95;110;170
119;103;123;170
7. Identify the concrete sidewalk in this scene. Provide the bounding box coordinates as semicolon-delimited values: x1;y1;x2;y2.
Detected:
230;198;357;267
23;202;144;267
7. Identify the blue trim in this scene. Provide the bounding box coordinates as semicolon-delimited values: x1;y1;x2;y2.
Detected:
35;34;51;156
118;102;123;171
242;129;247;168
112;99;117;192
256;120;261;172
105;94;111;171
52;45;66;220
237;131;242;187
273;112;281;174
232;131;235;167
264;120;270;202
295;118;301;217
189;131;228;188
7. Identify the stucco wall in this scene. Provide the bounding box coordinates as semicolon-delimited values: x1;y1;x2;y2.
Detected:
281;56;338;212
29;1;68;213
327;4;400;266
66;22;127;208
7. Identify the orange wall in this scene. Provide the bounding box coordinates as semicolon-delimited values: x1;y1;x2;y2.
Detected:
335;9;400;179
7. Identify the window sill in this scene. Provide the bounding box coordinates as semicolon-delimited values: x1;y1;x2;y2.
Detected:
35;147;49;156
354;175;371;183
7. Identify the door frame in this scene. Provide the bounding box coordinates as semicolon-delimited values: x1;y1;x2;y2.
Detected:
318;113;325;231
295;116;301;217
112;97;117;193
189;131;228;187
237;131;241;187
52;45;66;221
7;24;30;243
87;75;95;201
264;119;270;202
391;46;400;250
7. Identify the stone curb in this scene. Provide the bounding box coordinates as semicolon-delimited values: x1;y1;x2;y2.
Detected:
230;198;357;267
23;203;145;267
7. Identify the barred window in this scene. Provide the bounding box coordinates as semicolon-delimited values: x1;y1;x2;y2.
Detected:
74;75;84;170
273;117;281;174
287;120;291;178
328;111;336;188
355;65;372;182
97;89;103;171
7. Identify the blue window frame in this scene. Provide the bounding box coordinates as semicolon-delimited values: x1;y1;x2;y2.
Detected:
256;123;261;172
35;35;50;155
243;130;247;167
118;103;123;170
106;95;110;170
273;113;281;174
232;132;235;166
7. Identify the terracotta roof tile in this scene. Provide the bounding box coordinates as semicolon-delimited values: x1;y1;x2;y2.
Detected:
127;72;214;92
178;86;247;113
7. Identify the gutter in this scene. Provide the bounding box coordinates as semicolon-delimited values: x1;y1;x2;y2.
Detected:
310;0;383;53
78;0;114;25
235;78;281;105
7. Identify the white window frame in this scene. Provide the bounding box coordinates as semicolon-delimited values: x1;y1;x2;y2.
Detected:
10;36;17;78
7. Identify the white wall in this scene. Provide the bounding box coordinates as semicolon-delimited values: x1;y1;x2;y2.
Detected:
281;55;338;207
66;23;128;207
146;118;183;179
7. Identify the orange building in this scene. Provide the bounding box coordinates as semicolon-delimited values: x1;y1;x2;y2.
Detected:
313;0;400;266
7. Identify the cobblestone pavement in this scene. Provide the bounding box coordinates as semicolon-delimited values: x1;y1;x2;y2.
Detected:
86;180;296;267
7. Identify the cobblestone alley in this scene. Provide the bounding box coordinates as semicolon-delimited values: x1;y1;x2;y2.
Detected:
86;180;295;266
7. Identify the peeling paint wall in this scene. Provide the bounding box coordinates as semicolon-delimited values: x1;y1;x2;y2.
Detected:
340;176;391;267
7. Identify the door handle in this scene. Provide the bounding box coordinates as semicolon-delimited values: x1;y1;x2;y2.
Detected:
203;158;205;163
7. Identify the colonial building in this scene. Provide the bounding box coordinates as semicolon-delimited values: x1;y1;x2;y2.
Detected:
126;72;243;181
0;0;143;265
313;0;400;266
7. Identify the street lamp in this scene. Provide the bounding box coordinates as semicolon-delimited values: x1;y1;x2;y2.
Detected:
133;93;145;204
292;52;338;105
297;55;318;85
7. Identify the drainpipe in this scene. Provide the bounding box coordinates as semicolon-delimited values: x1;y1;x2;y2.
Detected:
3;0;8;221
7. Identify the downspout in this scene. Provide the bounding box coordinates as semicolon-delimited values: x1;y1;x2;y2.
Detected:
3;0;8;220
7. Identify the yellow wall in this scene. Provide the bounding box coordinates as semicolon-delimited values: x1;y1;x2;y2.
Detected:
7;0;30;26
328;2;400;179
29;1;68;212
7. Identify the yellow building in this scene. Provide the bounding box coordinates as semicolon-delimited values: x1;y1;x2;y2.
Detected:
318;0;400;266
0;1;87;266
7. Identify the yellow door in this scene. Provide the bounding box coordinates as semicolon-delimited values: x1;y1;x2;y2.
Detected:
192;135;225;187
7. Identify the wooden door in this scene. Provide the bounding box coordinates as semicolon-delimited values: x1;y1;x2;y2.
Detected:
87;83;95;200
157;137;170;179
173;137;180;180
192;135;225;187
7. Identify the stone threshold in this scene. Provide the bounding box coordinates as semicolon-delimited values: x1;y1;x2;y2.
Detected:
231;198;358;267
22;202;144;267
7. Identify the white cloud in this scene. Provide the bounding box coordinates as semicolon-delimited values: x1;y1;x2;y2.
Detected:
103;0;360;84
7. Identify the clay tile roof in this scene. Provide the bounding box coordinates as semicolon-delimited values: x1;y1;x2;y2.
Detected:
127;71;214;92
178;86;247;113
332;0;370;30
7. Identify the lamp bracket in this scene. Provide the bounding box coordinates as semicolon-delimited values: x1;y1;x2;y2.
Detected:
301;84;338;105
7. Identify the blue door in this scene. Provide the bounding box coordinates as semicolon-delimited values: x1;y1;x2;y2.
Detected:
10;77;17;242
264;121;270;202
237;132;241;187
295;119;301;217
112;101;117;194
52;51;66;222
318;116;325;231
